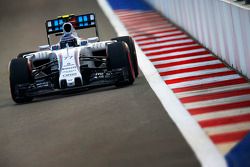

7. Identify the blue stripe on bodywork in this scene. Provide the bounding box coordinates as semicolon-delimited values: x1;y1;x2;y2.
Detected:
107;0;152;11
226;132;250;167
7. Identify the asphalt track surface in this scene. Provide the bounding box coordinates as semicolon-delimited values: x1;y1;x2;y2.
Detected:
0;0;199;167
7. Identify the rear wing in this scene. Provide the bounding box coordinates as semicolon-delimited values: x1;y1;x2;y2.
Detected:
45;13;99;45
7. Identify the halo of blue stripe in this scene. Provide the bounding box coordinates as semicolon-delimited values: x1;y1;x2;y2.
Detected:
107;0;152;11
226;132;250;167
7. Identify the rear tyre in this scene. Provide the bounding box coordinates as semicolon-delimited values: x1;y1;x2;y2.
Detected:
9;58;33;103
107;42;135;86
112;36;139;77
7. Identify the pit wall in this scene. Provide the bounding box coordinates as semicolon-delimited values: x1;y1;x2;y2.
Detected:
144;0;250;79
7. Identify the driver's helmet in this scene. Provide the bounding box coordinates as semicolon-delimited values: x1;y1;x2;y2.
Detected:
60;23;78;49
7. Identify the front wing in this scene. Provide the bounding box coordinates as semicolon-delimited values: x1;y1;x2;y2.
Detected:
15;69;128;99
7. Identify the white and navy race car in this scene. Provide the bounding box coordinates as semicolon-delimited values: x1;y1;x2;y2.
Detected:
9;13;138;103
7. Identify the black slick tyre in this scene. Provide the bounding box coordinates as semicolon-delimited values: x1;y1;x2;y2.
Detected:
112;36;139;77
107;42;135;86
9;58;33;103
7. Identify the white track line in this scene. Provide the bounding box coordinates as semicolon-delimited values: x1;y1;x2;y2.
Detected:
193;107;250;121
176;83;250;98
121;15;165;23
217;142;238;155
140;39;194;49
169;74;241;89
148;48;206;59
204;122;250;136
129;24;174;33
120;13;161;19
185;94;250;109
125;20;171;28
157;60;221;73
98;1;227;167
153;54;211;65
133;30;183;40
131;27;178;36
117;11;155;17
137;34;188;44
123;19;169;27
162;67;230;81
151;48;207;64
115;10;154;17
145;44;199;55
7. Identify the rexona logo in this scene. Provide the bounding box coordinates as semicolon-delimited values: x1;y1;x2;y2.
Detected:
62;73;77;77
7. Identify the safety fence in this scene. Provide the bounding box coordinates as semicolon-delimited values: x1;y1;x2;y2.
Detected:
144;0;250;79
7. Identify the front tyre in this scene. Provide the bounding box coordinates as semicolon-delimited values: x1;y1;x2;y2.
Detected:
9;58;33;103
112;36;139;77
107;42;135;86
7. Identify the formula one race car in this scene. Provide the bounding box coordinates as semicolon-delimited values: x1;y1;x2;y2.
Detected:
9;13;138;103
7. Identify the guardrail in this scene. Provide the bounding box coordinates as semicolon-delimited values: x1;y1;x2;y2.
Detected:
236;0;250;4
144;0;250;79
